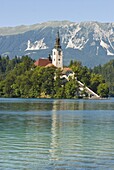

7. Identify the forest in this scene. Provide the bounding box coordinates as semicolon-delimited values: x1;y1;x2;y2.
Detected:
0;55;111;98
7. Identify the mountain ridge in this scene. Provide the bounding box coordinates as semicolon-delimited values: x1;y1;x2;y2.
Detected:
0;21;114;67
0;21;72;36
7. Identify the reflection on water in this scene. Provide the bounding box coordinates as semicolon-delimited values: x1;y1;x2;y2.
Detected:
0;98;114;169
1;98;114;112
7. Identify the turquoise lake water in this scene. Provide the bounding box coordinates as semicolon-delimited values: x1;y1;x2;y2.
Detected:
0;98;114;170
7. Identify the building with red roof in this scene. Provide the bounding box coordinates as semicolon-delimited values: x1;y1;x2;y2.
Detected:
34;31;63;68
34;58;52;67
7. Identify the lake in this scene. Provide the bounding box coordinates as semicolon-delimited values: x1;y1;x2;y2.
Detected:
0;98;114;170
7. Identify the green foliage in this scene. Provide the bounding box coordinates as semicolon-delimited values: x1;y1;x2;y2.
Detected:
69;61;91;86
65;78;79;98
70;60;82;78
54;86;65;98
0;56;110;98
90;73;104;93
0;55;9;73
69;60;109;97
92;60;114;96
53;68;63;97
0;55;34;98
40;67;55;97
97;83;109;98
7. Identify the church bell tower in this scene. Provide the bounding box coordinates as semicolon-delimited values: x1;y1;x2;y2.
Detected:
52;32;63;68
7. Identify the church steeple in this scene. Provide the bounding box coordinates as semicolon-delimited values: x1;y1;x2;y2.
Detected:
54;31;61;49
52;31;63;68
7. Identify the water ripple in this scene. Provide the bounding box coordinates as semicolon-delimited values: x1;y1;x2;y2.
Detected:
0;99;114;169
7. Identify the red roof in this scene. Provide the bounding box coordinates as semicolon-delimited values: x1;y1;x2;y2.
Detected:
62;67;73;75
34;58;52;67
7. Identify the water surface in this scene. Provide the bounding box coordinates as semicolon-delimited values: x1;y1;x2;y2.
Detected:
0;98;114;170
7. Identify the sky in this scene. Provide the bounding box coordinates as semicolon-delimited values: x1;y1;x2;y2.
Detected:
0;0;114;27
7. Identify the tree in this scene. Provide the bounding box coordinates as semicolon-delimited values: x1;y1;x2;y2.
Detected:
79;66;91;86
97;83;109;98
0;80;5;97
54;86;65;98
3;72;16;97
30;66;44;97
90;73;104;93
69;60;73;67
53;68;63;96
65;78;79;98
69;60;82;79
92;60;114;96
40;67;55;97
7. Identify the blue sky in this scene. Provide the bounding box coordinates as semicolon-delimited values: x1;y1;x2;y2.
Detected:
0;0;114;27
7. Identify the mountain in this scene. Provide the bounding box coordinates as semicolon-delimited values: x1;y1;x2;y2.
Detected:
0;21;114;67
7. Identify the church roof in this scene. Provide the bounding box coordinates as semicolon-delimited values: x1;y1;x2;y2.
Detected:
34;58;52;67
62;67;73;75
45;63;55;67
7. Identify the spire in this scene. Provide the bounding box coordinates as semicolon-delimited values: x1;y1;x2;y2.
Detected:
54;31;61;49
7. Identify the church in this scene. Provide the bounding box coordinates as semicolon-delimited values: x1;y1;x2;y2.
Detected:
34;32;100;99
34;32;63;68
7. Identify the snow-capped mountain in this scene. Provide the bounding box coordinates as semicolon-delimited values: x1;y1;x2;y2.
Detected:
0;21;114;67
25;38;48;51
